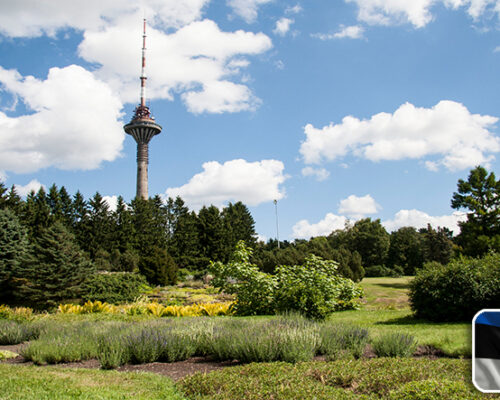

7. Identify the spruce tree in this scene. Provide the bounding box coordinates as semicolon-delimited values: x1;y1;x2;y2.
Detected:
198;205;225;264
17;221;94;309
0;209;30;303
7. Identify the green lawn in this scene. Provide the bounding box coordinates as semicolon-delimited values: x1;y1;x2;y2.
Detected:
0;364;186;400
359;276;412;310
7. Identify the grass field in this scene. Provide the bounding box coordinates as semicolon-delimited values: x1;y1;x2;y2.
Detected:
0;276;480;399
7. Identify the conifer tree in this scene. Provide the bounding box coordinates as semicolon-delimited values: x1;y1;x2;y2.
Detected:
0;209;30;303
198;205;225;264
6;185;22;216
17;221;94;309
222;202;257;254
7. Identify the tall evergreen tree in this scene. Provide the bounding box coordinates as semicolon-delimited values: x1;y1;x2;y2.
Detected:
5;185;22;216
0;209;30;304
0;182;7;209
222;201;257;255
169;197;200;269
17;221;94;309
58;186;74;228
419;224;454;265
198;205;226;264
85;192;113;258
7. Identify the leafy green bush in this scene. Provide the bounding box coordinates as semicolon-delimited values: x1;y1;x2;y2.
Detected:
209;242;277;315
210;242;362;319
372;332;417;357
319;323;369;360
81;272;149;304
275;255;363;319
409;253;500;321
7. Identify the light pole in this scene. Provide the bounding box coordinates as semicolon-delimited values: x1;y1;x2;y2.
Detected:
274;199;280;249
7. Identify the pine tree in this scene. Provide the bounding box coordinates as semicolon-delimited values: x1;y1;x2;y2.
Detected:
198;205;225;265
0;209;30;304
5;185;22;216
169;197;200;269
222;202;257;255
17;221;94;309
0;182;8;209
86;192;113;258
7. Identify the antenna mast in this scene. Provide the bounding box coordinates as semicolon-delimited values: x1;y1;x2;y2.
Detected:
140;18;147;108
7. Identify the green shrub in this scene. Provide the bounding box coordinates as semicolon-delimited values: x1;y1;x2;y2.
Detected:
409;253;500;321
275;255;363;319
209;242;277;315
210;242;362;319
81;272;149;304
372;332;417;357
319;323;369;360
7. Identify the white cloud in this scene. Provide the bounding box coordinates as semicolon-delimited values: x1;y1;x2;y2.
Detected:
338;194;380;219
300;100;500;171
301;166;330;181
79;19;272;113
103;195;119;212
346;0;500;28
0;0;209;37
0;2;272;115
165;159;288;210
14;180;45;197
292;213;348;239
273;18;294;36
346;0;435;28
0;65;124;174
285;4;303;14
313;25;364;40
383;209;467;234
227;0;273;23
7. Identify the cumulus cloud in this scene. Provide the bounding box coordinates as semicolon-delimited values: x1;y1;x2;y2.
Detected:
346;0;500;28
312;25;364;40
0;65;123;174
0;0;209;37
79;19;272;113
273;18;294;36
0;1;272;115
227;0;273;23
382;209;467;234
300;100;500;171
338;194;380;219
301;166;330;181
165;159;288;210
14;179;45;197
292;213;348;239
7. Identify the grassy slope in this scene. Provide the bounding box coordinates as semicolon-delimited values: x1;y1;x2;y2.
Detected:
329;277;471;356
0;364;186;400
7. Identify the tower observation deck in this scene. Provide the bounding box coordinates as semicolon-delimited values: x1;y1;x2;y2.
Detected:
124;19;162;200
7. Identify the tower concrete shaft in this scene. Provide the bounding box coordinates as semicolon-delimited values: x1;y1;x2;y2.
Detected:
124;119;162;200
123;19;162;200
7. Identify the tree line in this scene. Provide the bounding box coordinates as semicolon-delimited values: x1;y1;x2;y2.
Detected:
0;165;498;307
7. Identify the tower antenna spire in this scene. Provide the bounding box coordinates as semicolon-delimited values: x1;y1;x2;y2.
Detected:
140;18;147;108
124;18;163;200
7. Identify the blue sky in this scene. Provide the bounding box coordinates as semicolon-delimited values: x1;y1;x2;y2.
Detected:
1;0;500;241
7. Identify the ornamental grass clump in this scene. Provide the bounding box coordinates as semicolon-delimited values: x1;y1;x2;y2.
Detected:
372;332;417;357
0;320;38;345
319;323;369;360
125;322;197;364
20;322;103;364
209;317;319;363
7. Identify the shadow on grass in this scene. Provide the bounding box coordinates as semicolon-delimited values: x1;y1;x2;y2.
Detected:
374;315;467;326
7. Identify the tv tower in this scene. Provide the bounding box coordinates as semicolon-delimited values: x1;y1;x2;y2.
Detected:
124;19;162;200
